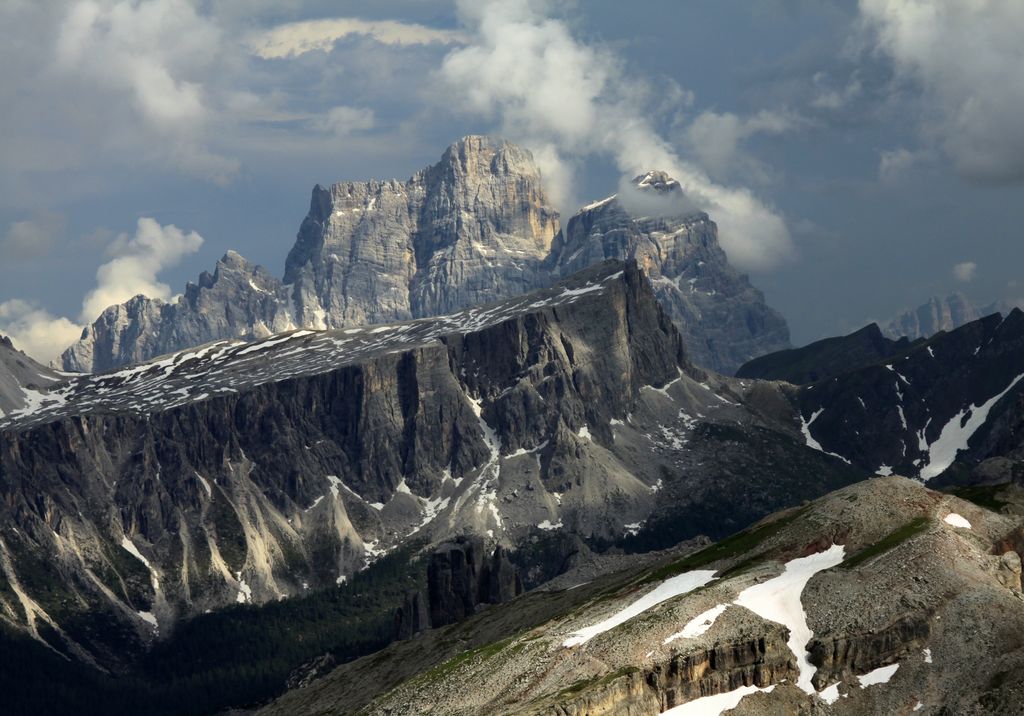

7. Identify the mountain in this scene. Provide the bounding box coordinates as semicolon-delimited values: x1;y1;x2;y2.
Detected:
257;476;1024;715
775;309;1024;483
0;334;62;417
60;139;789;376
547;171;791;374
0;261;849;678
736;322;921;385
884;291;1022;340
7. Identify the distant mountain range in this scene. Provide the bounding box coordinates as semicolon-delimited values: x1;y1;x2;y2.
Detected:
884;291;1022;340
60;136;789;376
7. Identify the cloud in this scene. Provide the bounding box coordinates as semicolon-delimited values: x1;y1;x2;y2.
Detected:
878;147;921;183
860;0;1024;184
0;300;82;364
52;0;239;183
439;0;794;271
684;109;802;179
2;211;66;259
80;217;204;322
248;18;465;59
313;106;376;137
0;217;204;362
952;261;977;284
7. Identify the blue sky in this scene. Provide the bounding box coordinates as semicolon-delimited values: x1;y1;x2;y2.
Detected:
1;0;1022;361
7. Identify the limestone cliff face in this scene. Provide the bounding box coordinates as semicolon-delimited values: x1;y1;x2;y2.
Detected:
546;172;791;375
62;251;295;373
60;139;788;376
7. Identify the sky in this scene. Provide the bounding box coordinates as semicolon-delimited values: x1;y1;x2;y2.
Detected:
1;0;1023;362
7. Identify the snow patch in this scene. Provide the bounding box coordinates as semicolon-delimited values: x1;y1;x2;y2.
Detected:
664;604;728;643
563;570;717;647
799;409;851;464
943;513;971;529
819;682;842;704
733;544;845;694
920;373;1024;480
923;647;933;663
857;663;899;687
662;684;775;715
538;519;563;531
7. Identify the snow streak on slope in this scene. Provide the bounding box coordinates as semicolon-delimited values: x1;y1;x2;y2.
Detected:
0;266;628;432
919;373;1024;480
563;570;718;647
733;544;845;694
799;409;851;464
662;684;775;715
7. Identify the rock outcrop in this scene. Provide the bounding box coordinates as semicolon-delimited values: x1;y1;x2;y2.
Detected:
425;537;522;628
61;140;790;376
0;334;61;417
546;171;791;374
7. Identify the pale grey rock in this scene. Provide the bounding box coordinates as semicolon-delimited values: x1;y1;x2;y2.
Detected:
60;141;789;377
884;291;1023;340
0;334;61;416
284;134;560;327
546;171;791;374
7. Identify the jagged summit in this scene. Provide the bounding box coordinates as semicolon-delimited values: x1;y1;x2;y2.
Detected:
60;136;790;375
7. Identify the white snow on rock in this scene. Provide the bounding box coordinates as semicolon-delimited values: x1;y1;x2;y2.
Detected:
819;682;842;704
857;663;899;687
236;572;252;604
920;373;1024;480
121;536;160;590
876;465;893;477
943;513;972;529
563;570;718;647
923;647;933;664
662;684;775;715
664;604;728;643
577;425;591;440
137;611;158;630
799;409;851;464
538;520;563;531
733;544;845;694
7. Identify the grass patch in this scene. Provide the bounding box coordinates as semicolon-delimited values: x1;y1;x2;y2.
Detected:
639;506;808;585
415;636;516;686
841;517;930;570
948;484;1009;513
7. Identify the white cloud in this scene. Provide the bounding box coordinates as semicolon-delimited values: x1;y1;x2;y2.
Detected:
2;211;66;259
313;106;376;137
439;0;794;271
81;218;204;322
248;17;465;59
685;109;801;179
0;300;82;364
860;0;1024;184
52;0;238;183
0;217;204;362
952;261;977;284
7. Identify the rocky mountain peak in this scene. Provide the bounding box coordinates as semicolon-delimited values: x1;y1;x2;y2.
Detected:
634;170;682;193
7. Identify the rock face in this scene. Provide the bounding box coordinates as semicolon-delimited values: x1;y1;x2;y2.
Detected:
790;308;1024;482
546;171;791;374
884;292;1022;340
285;135;560;327
61;140;789;376
425;537;522;628
62;251;295;373
0;335;62;417
736;322;921;385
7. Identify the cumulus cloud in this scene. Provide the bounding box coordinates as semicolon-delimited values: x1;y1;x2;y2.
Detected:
684;109;802;179
860;0;1024;184
248;18;466;59
439;0;793;271
53;0;239;183
80;218;204;322
2;211;66;259
952;261;977;284
0;217;204;362
0;300;83;364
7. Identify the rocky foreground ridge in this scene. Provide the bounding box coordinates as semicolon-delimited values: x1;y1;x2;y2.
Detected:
257;476;1024;715
61;136;789;376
